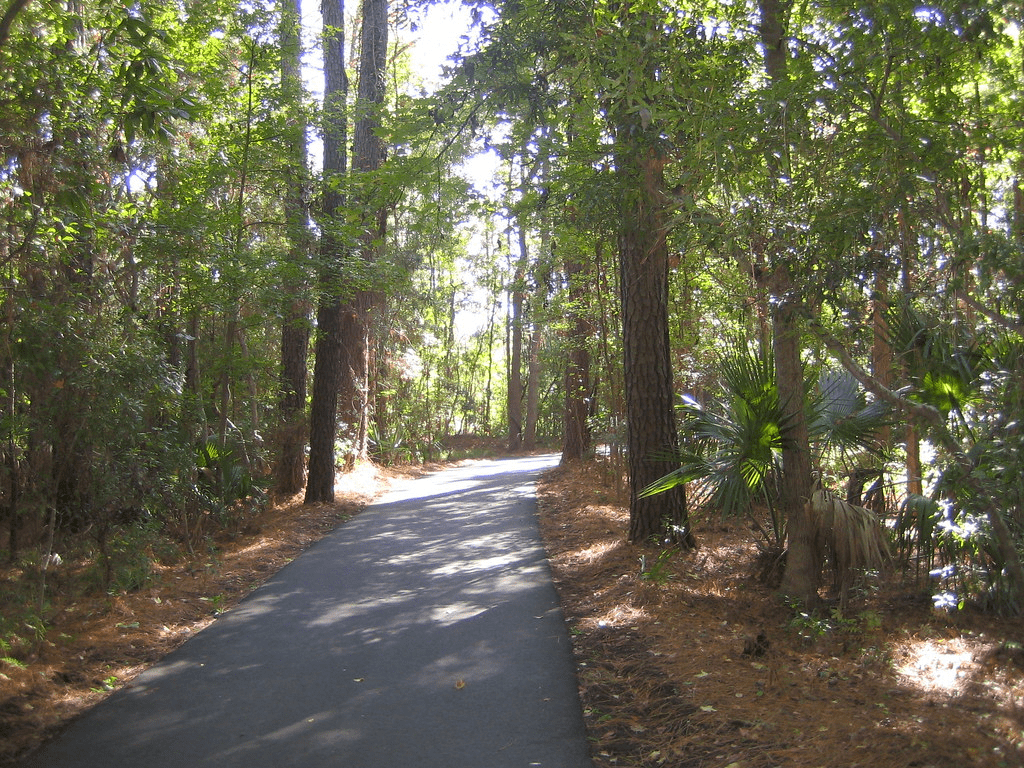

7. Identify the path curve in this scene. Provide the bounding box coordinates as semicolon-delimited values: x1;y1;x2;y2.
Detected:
18;454;593;768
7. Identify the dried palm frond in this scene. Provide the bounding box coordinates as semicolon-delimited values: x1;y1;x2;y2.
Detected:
809;480;891;607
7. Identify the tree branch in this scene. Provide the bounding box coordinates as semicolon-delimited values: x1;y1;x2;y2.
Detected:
810;323;944;427
958;290;1024;336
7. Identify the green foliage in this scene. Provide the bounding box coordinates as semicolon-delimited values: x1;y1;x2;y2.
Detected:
643;342;784;535
789;603;883;642
91;674;120;693
644;342;889;544
639;548;676;585
0;574;50;661
880;295;1024;610
367;420;437;465
194;437;269;529
810;368;891;464
895;494;941;584
0;0;286;583
91;522;161;593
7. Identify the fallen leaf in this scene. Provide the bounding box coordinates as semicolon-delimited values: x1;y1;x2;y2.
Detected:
455;679;466;689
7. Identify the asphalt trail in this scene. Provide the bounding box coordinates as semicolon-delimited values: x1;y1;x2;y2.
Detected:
19;454;593;768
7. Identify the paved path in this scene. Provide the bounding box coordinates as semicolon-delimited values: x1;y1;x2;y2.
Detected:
19;455;593;768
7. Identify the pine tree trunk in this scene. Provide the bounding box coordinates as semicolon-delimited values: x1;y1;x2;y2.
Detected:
619;144;691;546
507;231;527;452
337;297;369;463
757;0;818;604
338;0;389;463
561;247;591;463
899;209;923;498
773;281;818;604
525;323;541;448
870;262;892;448
278;303;309;494
304;0;347;504
306;300;343;503
275;0;310;495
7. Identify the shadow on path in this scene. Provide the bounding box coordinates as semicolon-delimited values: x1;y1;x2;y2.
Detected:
18;454;593;768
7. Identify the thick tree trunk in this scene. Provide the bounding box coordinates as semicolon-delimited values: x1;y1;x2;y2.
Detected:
757;0;817;604
870;263;892;448
305;300;343;503
619;145;692;546
304;0;347;504
507;287;524;451
773;283;818;604
525;322;541;448
278;304;309;494
337;297;369;462
897;212;925;497
507;232;527;452
525;226;550;449
338;0;389;462
275;0;310;495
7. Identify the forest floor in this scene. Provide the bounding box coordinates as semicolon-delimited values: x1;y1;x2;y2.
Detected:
1;454;1023;767
538;460;1024;768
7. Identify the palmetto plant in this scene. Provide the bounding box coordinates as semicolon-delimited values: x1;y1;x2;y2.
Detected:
643;346;786;542
644;342;891;551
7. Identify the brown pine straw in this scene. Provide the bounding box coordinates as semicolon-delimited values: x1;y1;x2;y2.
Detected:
537;459;1024;768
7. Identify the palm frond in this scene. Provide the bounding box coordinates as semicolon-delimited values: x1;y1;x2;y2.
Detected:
639;452;710;498
809;367;892;458
809;481;890;603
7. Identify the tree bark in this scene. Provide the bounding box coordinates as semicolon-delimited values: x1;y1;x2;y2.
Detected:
306;300;342;503
898;212;923;497
870;259;892;448
618;144;692;546
561;245;591;463
524;221;550;449
305;0;347;504
757;0;817;605
773;278;817;603
337;0;389;463
275;0;311;495
525;320;541;448
507;243;525;452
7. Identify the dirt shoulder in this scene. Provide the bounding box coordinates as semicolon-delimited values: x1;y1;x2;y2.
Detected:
537;460;1024;768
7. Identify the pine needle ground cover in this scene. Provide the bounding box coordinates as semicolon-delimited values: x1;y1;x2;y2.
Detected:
538;460;1024;768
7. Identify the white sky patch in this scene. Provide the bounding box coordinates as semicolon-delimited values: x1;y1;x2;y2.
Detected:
404;1;481;88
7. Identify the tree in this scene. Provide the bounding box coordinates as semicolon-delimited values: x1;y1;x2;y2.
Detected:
305;0;348;504
616;140;691;544
560;238;592;463
336;0;390;464
751;0;819;605
507;237;526;451
275;0;312;496
601;3;694;546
